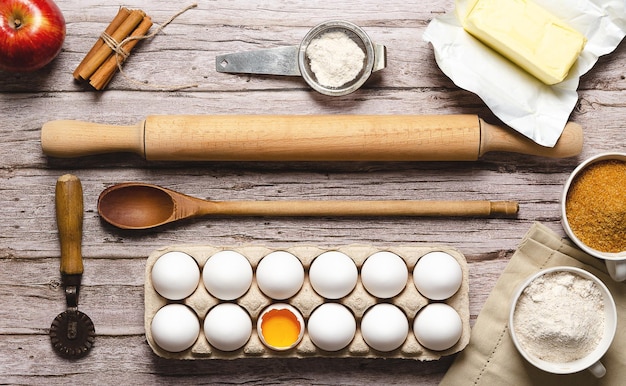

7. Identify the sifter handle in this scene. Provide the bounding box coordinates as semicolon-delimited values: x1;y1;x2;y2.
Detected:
55;174;84;276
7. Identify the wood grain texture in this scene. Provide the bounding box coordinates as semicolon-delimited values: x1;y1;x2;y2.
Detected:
0;0;624;384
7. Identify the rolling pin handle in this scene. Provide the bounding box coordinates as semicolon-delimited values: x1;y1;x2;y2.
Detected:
41;120;146;158
479;119;583;158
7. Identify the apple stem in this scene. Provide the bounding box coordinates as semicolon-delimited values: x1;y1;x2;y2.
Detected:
12;18;23;29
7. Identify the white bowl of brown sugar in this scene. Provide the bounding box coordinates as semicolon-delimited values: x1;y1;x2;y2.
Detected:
561;152;626;281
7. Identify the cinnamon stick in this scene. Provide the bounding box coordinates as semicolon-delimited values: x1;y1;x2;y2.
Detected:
73;7;131;80
77;9;146;81
89;16;153;90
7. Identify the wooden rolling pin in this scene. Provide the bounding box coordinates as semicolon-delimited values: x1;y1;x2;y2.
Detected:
40;115;582;160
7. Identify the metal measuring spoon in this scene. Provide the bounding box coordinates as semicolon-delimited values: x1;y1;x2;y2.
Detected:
50;174;95;359
216;20;386;96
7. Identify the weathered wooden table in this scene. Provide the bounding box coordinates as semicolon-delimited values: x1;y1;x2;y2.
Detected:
1;0;624;384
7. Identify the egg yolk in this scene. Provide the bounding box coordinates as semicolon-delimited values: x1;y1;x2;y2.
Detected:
259;308;301;349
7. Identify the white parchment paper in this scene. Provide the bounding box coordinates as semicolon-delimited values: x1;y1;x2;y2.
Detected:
423;0;626;147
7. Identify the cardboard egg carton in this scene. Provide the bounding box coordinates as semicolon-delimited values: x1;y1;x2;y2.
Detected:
144;244;470;360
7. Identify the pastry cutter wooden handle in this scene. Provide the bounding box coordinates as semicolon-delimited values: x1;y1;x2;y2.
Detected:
41;114;583;160
50;174;95;359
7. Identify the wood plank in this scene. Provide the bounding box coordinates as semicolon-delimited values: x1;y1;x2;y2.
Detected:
0;0;624;383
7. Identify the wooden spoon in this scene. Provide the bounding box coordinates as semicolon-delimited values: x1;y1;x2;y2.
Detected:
97;182;519;230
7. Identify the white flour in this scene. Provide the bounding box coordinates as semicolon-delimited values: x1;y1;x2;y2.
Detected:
306;31;365;88
513;271;605;363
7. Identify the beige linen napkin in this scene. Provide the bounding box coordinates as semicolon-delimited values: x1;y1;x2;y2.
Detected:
441;222;626;385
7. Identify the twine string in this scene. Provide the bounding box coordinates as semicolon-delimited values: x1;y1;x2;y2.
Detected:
100;3;199;91
100;32;130;60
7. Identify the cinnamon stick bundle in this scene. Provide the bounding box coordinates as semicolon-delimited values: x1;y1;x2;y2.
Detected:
74;8;152;90
72;7;130;80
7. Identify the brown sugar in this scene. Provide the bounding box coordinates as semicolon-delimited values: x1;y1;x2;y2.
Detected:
566;159;626;253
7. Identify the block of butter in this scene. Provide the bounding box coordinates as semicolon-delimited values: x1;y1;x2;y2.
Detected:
461;0;587;85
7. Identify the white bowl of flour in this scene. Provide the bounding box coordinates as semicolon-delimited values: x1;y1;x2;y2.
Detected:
509;266;616;378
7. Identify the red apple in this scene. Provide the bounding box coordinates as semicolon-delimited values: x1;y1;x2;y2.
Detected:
0;0;66;72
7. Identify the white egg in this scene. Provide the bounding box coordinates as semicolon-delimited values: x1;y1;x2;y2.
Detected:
151;251;200;300
307;303;356;351
203;303;252;351
202;250;253;300
361;303;409;352
413;251;463;300
150;304;200;352
256;251;304;300
413;303;463;351
361;251;408;298
309;251;358;299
